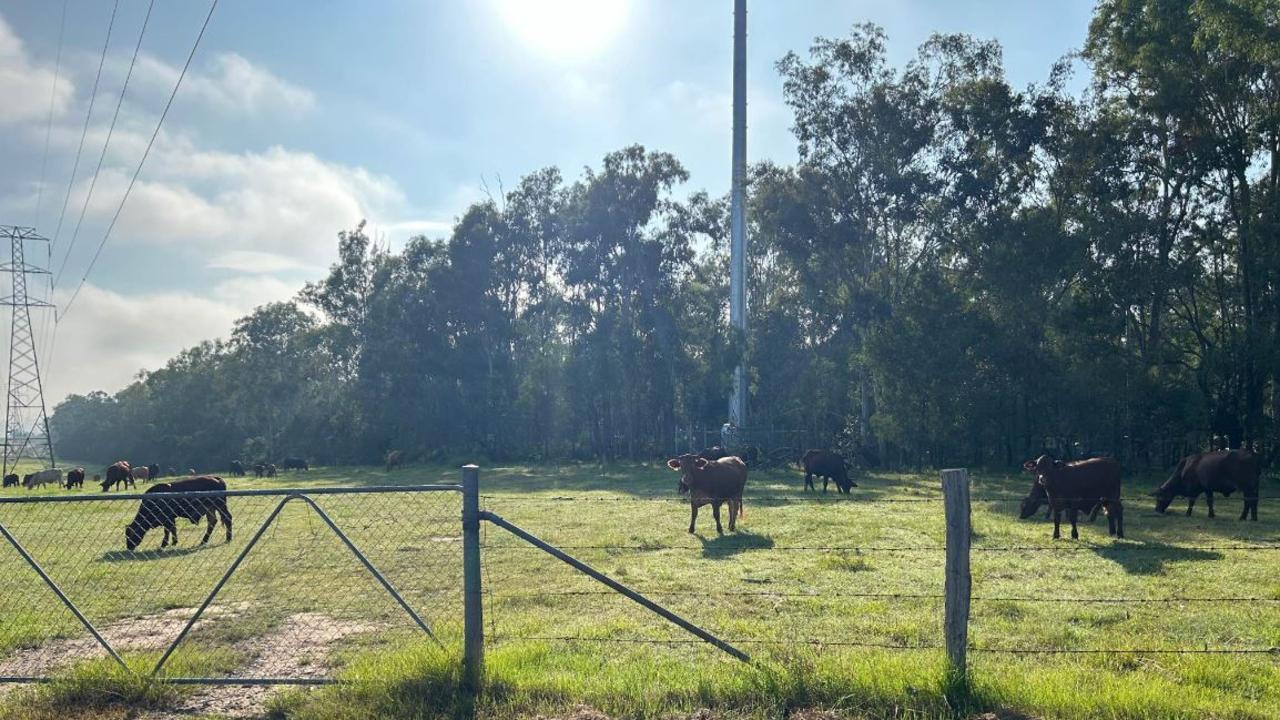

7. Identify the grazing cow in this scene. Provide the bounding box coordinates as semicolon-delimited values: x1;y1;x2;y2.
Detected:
1154;449;1260;521
281;457;309;471
697;446;728;461
1020;455;1124;539
800;449;856;494
266;463;277;477
3;473;18;488
230;460;245;477
65;468;85;489
101;461;134;492
666;453;748;534
24;468;62;490
385;450;405;472
124;476;233;551
131;465;151;484
147;463;161;480
253;462;265;478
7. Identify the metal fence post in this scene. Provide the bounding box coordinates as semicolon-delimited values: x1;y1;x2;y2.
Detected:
461;464;483;690
942;468;971;677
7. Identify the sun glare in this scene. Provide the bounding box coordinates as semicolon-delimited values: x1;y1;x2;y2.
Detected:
496;0;628;60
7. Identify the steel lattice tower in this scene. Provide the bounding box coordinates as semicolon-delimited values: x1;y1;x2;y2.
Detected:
1;225;55;476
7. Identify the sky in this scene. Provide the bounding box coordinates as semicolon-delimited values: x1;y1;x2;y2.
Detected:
0;0;1095;405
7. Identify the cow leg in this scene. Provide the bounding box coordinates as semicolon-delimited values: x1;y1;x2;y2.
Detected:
804;472;813;492
1106;504;1116;536
1205;491;1215;518
728;499;738;531
1114;502;1124;538
688;503;698;534
220;506;234;541
823;476;829;493
200;511;215;545
1186;491;1197;516
712;502;724;535
1069;508;1079;540
1052;508;1062;539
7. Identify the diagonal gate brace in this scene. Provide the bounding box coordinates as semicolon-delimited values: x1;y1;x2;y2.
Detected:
152;493;444;678
481;511;750;662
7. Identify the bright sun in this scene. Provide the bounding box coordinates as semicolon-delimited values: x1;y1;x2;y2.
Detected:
496;0;628;59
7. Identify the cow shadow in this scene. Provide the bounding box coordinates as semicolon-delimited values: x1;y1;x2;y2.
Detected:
100;544;218;563
696;530;773;559
1088;539;1223;575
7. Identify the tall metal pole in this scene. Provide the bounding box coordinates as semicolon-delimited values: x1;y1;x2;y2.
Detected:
1;226;55;477
728;0;748;430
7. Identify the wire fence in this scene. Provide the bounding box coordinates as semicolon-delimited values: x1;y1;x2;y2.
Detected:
478;476;1280;660
0;486;461;683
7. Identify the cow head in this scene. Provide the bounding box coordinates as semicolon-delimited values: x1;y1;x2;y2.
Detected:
666;454;707;494
125;522;146;551
1019;455;1062;518
1151;476;1184;514
1019;477;1048;518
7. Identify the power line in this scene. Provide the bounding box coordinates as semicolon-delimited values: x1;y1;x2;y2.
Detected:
61;0;220;320
33;0;69;393
49;0;119;250
55;0;156;291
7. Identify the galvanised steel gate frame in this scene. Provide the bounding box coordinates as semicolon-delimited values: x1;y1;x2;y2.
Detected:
0;484;460;686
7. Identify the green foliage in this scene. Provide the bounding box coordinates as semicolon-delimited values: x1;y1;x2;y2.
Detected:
50;3;1280;469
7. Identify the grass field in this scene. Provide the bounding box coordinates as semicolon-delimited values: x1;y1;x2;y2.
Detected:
1;459;1278;719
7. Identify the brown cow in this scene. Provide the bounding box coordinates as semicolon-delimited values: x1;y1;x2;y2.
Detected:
1021;455;1124;540
665;454;747;535
100;461;133;492
1154;449;1260;521
385;450;405;472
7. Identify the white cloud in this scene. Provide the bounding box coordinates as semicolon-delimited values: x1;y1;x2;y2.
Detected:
0;14;74;123
207;250;321;275
129;51;315;117
40;283;243;403
212;275;301;312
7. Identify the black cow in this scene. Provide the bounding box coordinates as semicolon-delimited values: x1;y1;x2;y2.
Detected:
125;476;233;551
230;460;245;477
800;449;856;493
253;462;266;478
1020;455;1124;540
65;467;85;489
266;463;277;477
147;463;161;480
1154;449;1260;521
2;473;17;488
281;457;309;471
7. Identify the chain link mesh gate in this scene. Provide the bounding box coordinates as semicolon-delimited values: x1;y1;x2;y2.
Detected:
0;484;462;685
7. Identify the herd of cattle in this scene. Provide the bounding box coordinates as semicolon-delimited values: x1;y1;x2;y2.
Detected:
667;446;1262;538
0;446;1265;549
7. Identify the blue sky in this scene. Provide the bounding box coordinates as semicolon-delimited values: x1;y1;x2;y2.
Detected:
0;0;1094;402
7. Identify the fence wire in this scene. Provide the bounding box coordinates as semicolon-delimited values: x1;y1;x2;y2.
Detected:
0;486;461;683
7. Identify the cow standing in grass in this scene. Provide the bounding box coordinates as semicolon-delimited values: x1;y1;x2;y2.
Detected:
3;473;17;488
666;454;748;535
800;449;856;493
101;461;134;491
65;468;85;489
125;476;233;551
1020;455;1124;540
131;465;151;484
385;450;405;472
1154;449;1260;521
23;468;62;490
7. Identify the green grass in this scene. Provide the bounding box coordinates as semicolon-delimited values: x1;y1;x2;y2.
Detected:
1;460;1278;719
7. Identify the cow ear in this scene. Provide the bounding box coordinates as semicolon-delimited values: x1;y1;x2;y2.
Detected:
666;459;680;471
695;457;708;469
1022;460;1036;472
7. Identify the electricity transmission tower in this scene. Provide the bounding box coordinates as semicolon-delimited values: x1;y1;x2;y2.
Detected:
1;225;56;476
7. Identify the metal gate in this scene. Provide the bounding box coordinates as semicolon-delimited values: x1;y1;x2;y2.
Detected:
0;484;462;685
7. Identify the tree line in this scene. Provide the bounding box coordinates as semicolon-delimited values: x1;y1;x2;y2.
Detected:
51;0;1280;471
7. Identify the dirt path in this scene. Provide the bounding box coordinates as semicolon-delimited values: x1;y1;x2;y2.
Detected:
0;604;244;687
139;612;379;719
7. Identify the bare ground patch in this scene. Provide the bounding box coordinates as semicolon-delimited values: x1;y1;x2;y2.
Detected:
141;612;379;719
0;604;245;687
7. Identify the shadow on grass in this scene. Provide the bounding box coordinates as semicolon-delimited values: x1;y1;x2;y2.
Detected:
100;543;220;563
697;530;774;559
1090;539;1224;575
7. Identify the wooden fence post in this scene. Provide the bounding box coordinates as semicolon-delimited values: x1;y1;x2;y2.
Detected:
942;467;971;677
461;464;483;690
